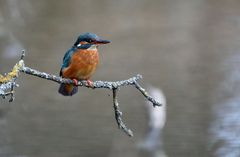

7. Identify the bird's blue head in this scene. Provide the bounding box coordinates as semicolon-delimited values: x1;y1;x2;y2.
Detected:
74;32;110;49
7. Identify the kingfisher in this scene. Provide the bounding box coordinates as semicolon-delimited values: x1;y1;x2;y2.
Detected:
58;32;110;96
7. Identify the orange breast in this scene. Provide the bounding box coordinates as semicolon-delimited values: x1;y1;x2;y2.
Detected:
62;49;99;80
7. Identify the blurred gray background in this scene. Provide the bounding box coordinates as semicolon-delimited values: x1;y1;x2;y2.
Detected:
1;0;240;157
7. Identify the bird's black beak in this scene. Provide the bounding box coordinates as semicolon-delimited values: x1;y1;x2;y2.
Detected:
95;39;111;44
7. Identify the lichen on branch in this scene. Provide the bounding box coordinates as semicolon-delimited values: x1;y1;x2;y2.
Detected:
0;50;161;136
0;60;24;84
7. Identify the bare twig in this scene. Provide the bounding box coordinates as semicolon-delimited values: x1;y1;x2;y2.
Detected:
134;81;161;107
113;88;133;137
0;50;162;136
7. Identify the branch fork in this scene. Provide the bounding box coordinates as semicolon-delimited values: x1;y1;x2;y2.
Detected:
0;50;161;137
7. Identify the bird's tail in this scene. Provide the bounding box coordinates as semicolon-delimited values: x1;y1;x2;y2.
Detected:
58;83;78;96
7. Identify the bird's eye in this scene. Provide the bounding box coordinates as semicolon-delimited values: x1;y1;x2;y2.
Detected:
89;39;92;43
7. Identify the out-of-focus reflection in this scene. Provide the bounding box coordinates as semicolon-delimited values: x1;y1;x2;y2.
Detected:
210;54;240;157
0;0;28;60
138;86;167;157
2;32;23;59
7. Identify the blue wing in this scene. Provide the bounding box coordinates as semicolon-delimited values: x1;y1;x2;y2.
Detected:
59;47;77;76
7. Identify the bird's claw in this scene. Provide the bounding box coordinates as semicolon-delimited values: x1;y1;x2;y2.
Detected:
87;79;94;88
73;79;78;86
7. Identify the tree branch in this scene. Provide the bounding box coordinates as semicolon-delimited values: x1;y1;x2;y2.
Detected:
113;88;133;137
0;50;161;136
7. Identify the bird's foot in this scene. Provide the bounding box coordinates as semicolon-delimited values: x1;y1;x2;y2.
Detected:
72;79;78;86
86;79;94;88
